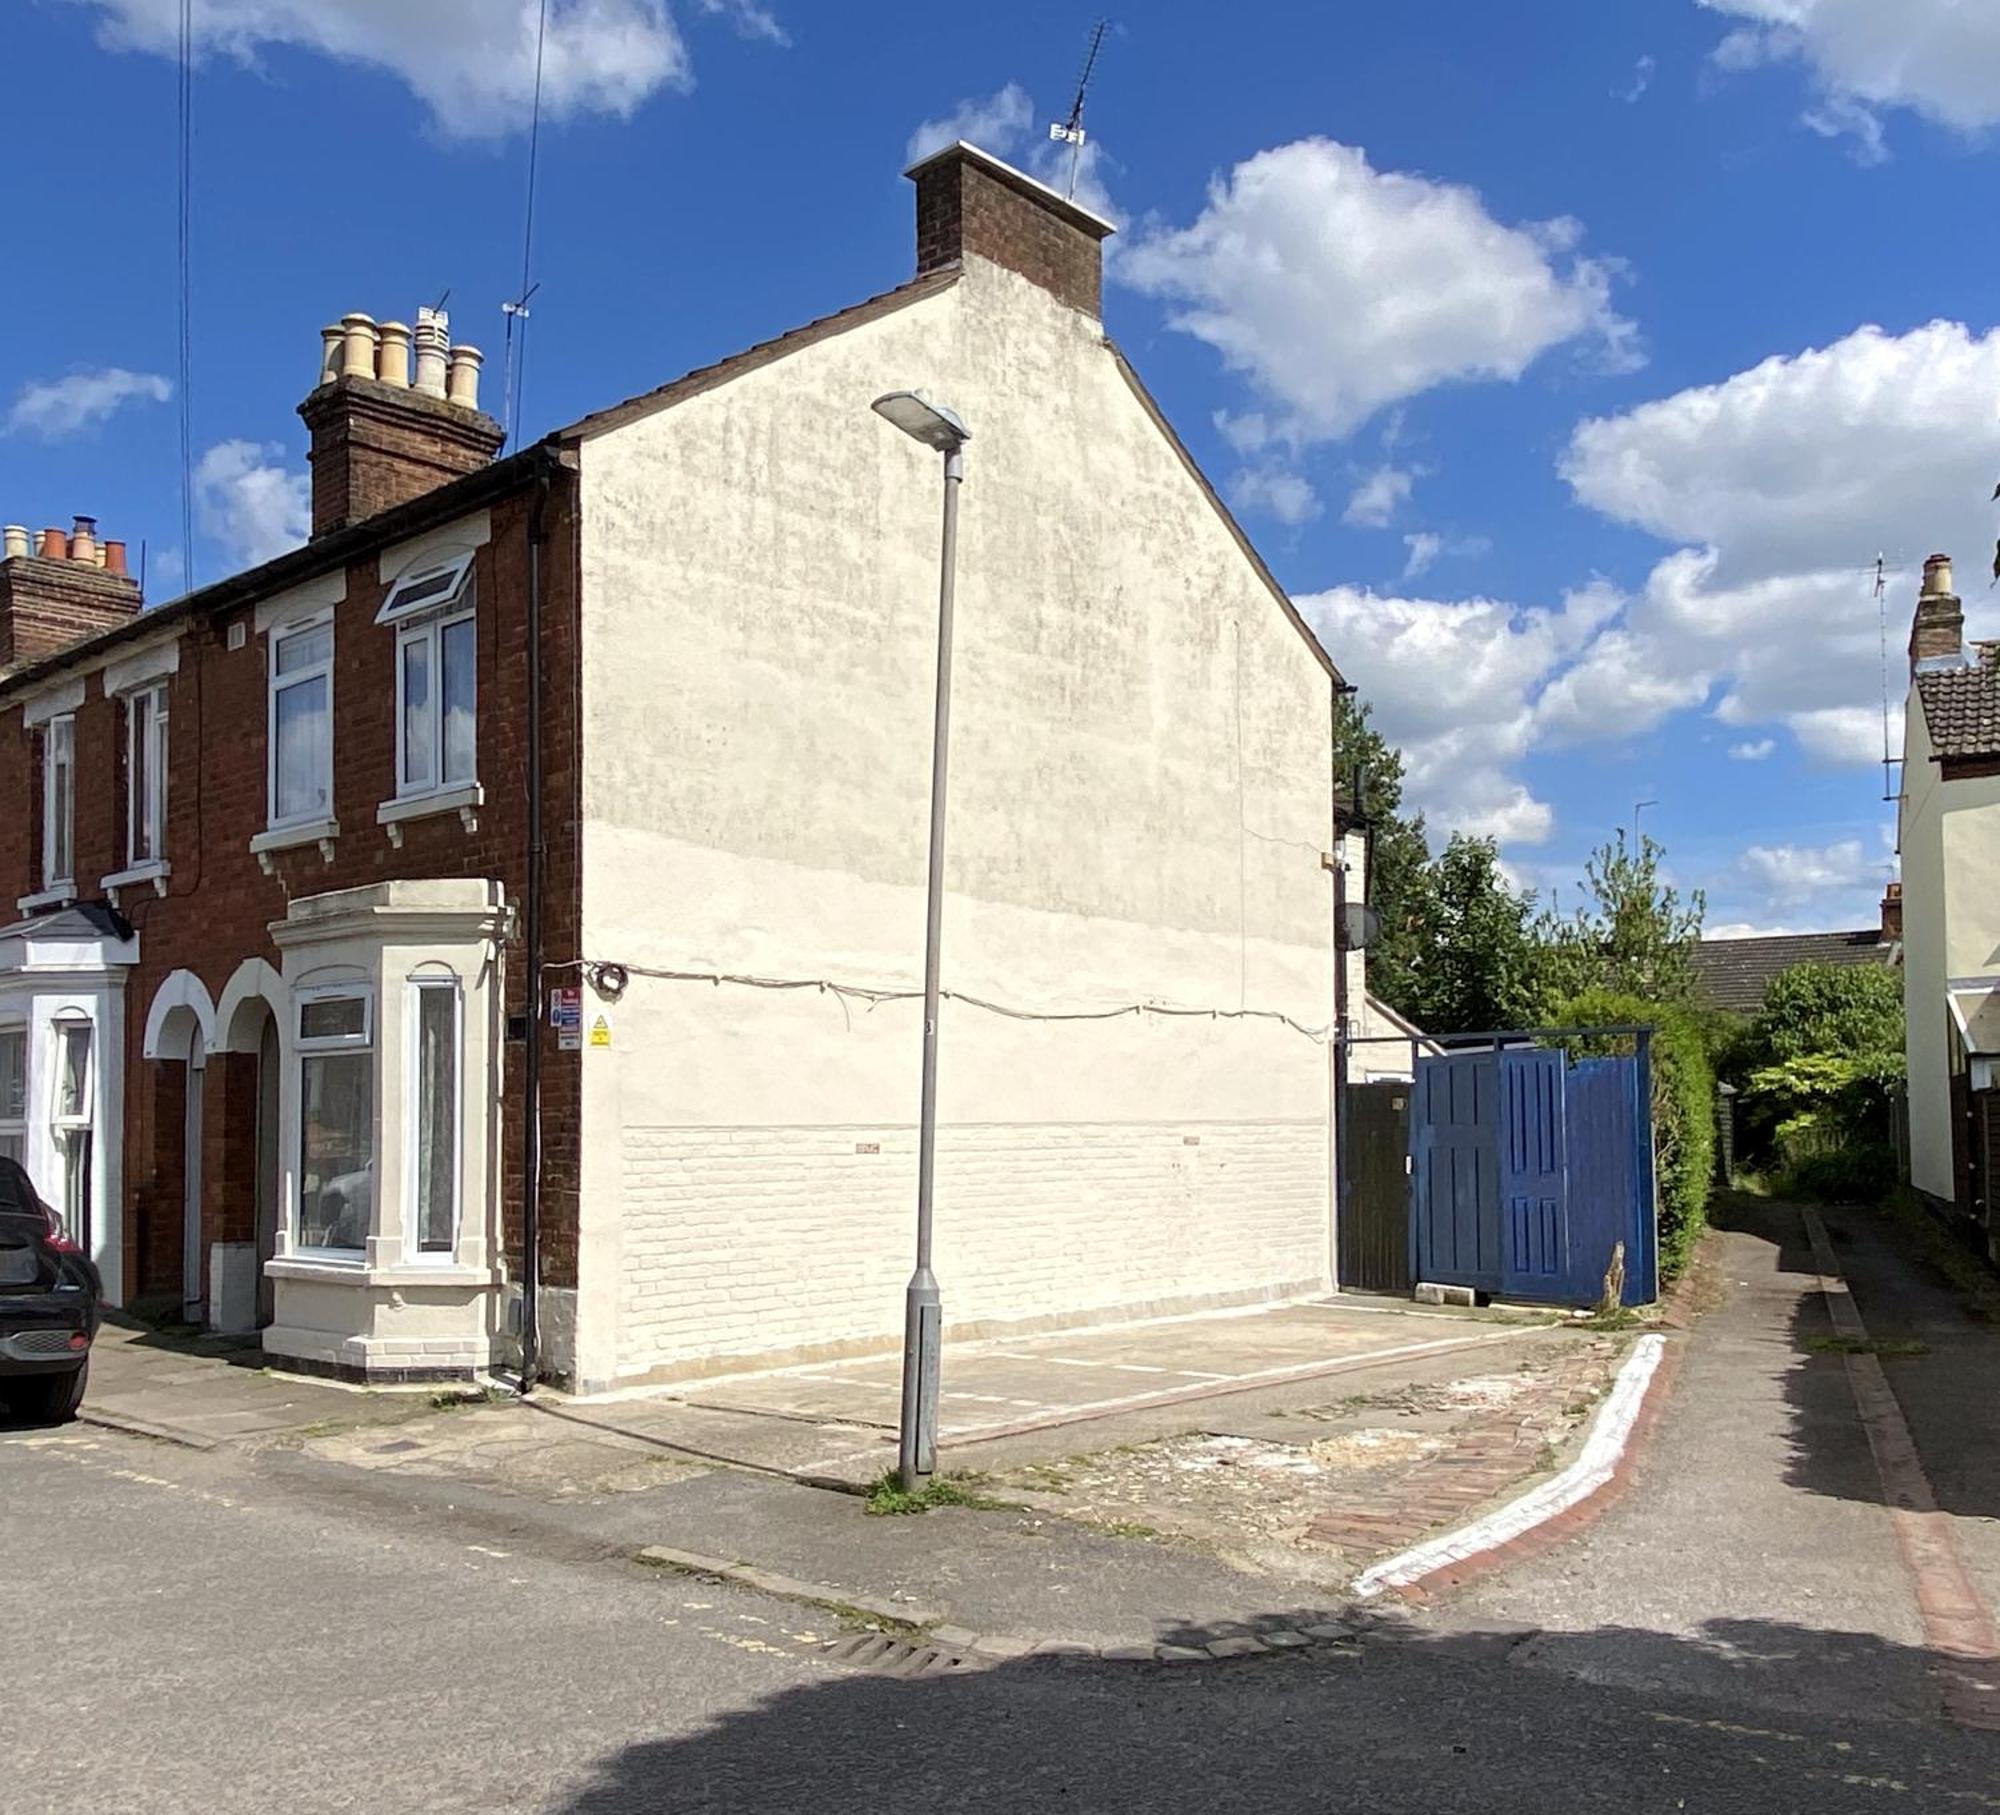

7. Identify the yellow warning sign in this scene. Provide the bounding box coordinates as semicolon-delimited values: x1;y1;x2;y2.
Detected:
589;1015;612;1049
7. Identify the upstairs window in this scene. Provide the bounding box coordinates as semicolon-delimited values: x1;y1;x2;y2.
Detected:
41;714;75;893
126;683;169;865
269;618;333;827
379;556;476;798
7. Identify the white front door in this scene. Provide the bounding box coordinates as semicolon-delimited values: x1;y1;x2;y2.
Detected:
183;1034;205;1323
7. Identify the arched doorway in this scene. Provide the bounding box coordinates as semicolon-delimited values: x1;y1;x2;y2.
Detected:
143;970;217;1325
215;961;290;1330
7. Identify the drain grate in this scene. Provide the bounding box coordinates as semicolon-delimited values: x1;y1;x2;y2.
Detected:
821;1630;977;1679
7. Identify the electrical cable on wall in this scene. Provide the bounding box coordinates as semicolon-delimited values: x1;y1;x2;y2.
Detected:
543;957;1331;1044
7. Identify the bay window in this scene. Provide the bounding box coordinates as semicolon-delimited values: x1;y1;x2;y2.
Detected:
50;1018;92;1248
41;714;75;893
127;683;169;865
295;990;372;1255
0;1025;24;1164
269;619;333;827
411;978;461;1255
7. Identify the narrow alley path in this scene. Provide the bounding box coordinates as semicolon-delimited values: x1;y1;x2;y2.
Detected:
1441;1195;2000;1729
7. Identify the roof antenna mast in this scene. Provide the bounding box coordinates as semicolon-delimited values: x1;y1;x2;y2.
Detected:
1875;552;1898;805
1048;19;1109;201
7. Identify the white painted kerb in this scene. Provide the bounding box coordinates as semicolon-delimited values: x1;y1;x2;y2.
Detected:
1352;1332;1667;1599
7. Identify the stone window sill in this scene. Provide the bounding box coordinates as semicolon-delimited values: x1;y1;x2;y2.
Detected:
377;780;483;847
15;885;76;915
101;860;171;906
266;1256;501;1289
250;818;340;874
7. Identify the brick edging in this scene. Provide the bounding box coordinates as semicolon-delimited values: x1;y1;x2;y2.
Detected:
1368;1334;1683;1606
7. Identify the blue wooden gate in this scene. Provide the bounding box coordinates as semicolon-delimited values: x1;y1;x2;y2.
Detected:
1409;1042;1656;1307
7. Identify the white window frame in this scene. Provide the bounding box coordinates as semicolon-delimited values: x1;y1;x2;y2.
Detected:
292;984;374;1260
406;974;463;1261
0;1021;25;1166
126;682;170;867
380;558;477;802
48;1016;93;1246
41;714;76;894
267;613;335;832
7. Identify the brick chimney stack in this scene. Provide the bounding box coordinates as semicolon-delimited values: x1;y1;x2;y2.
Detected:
0;514;141;669
906;141;1116;318
297;306;504;537
1881;881;1903;944
1910;553;1965;673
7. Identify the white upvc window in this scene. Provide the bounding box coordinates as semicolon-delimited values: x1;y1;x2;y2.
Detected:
41;715;75;893
49;1018;92;1247
294;988;373;1256
0;1023;25;1165
126;683;169;865
379;556;477;799
268;617;334;829
408;976;462;1256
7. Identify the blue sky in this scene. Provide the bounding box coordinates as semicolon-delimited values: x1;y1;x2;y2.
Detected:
6;0;1998;935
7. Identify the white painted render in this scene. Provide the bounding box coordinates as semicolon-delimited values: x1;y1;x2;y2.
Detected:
569;254;1337;1391
1900;689;2000;1202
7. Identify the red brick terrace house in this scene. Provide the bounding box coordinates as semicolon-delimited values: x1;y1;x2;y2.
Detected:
0;145;1348;1390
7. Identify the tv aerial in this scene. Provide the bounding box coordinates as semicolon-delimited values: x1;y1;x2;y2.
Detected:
1048;20;1109;202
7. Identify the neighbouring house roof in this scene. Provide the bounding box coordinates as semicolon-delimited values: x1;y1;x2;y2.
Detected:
1691;930;1893;1016
1916;641;2000;760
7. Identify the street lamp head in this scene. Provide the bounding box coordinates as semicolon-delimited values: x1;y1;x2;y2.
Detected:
872;390;970;454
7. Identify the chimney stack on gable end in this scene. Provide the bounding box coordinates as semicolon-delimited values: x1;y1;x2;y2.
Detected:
298;305;504;538
0;512;142;669
1910;553;1966;674
907;140;1116;318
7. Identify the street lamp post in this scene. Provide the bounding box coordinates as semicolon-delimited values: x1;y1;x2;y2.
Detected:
871;390;970;1492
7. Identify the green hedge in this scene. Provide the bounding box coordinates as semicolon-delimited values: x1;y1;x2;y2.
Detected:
1545;987;1715;1279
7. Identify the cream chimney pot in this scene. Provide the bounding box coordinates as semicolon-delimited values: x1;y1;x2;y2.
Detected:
1923;552;1954;598
376;320;412;388
339;312;379;381
2;525;26;561
69;516;96;565
413;308;449;399
318;323;344;387
446;344;484;411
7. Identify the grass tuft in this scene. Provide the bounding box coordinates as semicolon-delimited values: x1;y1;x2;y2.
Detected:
863;1471;1011;1516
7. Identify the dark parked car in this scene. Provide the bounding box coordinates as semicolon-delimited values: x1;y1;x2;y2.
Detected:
0;1157;99;1422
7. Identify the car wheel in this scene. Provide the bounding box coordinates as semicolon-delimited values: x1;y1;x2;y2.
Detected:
14;1360;87;1423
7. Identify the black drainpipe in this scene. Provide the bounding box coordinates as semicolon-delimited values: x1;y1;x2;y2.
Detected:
520;467;551;1394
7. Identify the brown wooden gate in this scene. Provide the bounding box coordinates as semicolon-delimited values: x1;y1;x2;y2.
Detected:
1339;1080;1413;1293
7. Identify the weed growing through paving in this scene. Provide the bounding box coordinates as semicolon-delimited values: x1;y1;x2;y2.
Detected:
863;1471;1013;1516
1803;1333;1931;1360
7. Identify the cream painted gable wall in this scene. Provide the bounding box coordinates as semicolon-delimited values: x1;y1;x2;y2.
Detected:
1902;687;2000;1202
566;254;1336;1389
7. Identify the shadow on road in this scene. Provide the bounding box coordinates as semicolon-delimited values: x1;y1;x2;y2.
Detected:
1704;1190;2000;1524
552;1611;1996;1813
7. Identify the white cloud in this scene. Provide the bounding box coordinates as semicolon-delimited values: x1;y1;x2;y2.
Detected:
1401;533;1443;578
1702;0;2000;144
1728;738;1776;761
1342;465;1415;529
1706;919;1806;940
1298;582;1621;843
1557;320;2000;765
4;367;170;440
1616;54;1656;103
903;83;1122;226
66;0;695;137
694;0;786;45
1120;137;1637;446
1228;467;1321;527
1737;837;1868;907
194;440;310;569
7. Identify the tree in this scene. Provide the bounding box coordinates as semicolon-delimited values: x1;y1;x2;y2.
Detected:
1532;831;1705;1013
1410;834;1539;1035
1334;693;1431;1018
